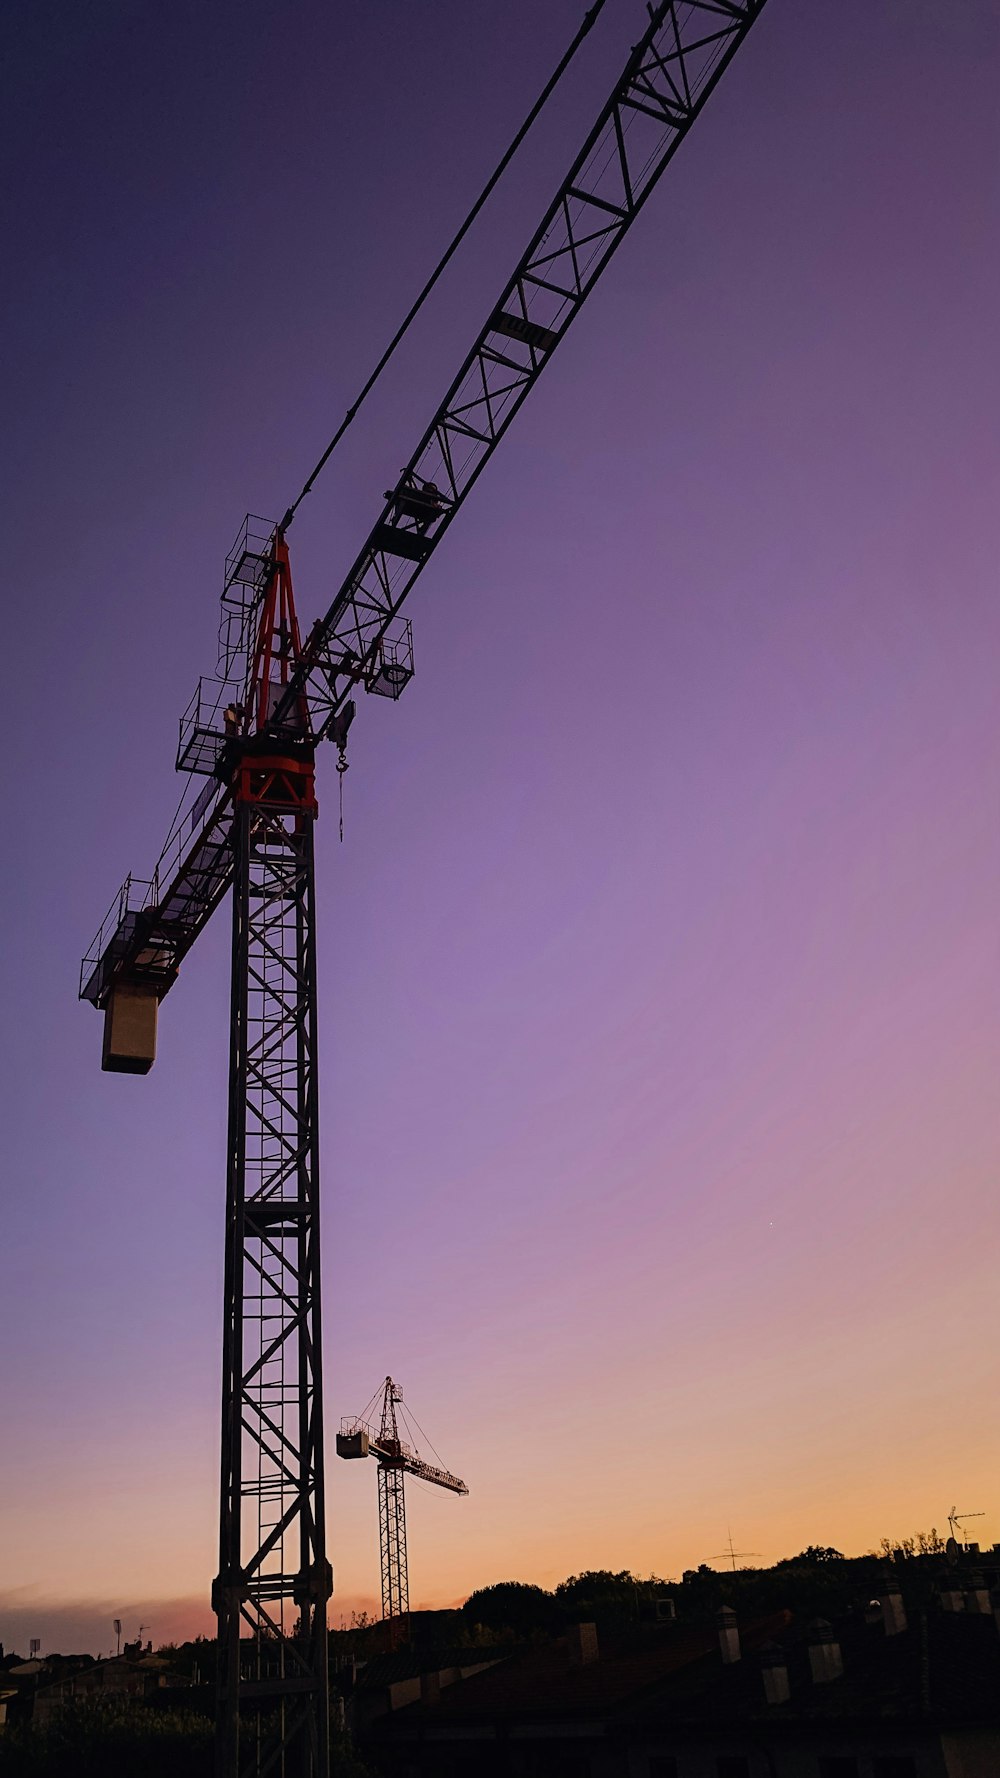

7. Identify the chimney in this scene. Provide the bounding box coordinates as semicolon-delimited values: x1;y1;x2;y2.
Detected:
935;1576;965;1613
419;1669;441;1705
964;1574;991;1615
717;1607;740;1665
807;1619;843;1684
878;1579;907;1636
759;1641;790;1706
567;1622;599;1666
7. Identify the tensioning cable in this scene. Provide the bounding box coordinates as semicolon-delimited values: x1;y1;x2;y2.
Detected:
280;0;607;531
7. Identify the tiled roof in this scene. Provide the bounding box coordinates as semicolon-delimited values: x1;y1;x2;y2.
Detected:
376;1617;789;1726
629;1612;1000;1728
356;1646;517;1689
373;1610;1000;1735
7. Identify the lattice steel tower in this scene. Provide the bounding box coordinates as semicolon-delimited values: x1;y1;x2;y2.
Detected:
210;536;332;1776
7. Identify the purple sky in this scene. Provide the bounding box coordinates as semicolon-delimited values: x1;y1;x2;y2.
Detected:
2;0;998;1654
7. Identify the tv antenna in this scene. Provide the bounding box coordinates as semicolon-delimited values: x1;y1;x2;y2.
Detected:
707;1529;762;1572
948;1507;984;1545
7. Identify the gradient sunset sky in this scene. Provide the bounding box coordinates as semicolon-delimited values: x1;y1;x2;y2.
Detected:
2;0;998;1656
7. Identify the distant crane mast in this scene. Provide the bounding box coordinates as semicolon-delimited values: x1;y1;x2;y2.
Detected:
337;1376;468;1641
77;4;770;1773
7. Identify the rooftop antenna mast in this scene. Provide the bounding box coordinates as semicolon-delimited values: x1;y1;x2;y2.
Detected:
707;1530;762;1573
948;1507;985;1546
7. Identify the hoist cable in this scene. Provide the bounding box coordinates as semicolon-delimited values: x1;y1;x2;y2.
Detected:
280;0;607;531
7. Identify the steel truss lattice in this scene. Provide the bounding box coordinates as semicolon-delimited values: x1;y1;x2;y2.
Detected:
273;0;767;742
215;753;330;1778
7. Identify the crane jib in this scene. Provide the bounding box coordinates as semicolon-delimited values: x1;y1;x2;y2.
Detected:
80;0;768;1013
270;0;767;741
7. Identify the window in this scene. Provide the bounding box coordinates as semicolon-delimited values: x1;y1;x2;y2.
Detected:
717;1760;751;1778
650;1760;679;1778
873;1761;917;1778
818;1760;859;1778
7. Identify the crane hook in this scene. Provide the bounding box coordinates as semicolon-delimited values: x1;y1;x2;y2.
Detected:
336;743;349;844
329;699;356;844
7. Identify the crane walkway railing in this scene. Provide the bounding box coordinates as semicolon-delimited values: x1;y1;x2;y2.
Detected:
79;780;233;1005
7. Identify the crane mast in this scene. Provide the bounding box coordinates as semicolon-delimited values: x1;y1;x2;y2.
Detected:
78;5;770;1774
210;537;332;1777
378;1381;409;1633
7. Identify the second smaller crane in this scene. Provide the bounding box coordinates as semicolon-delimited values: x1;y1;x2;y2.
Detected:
338;1377;467;1641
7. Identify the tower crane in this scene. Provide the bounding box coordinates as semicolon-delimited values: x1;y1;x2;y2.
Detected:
78;4;769;1774
337;1377;468;1643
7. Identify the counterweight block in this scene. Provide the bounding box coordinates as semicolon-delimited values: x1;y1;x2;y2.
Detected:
101;983;158;1074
